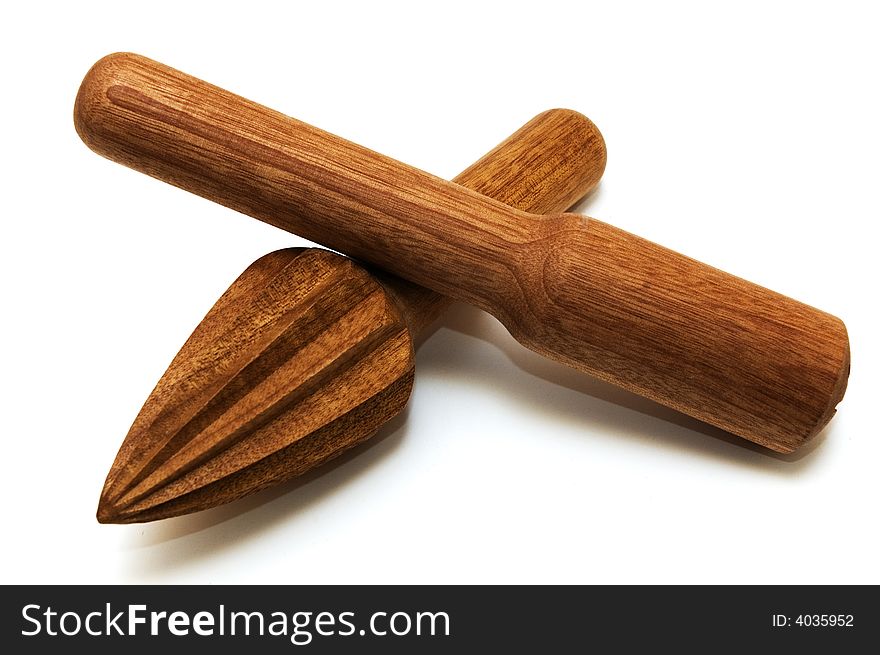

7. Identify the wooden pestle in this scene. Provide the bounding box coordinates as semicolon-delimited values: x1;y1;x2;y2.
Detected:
76;53;849;461
89;107;606;523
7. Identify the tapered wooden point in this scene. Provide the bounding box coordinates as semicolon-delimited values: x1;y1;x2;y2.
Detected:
97;248;414;523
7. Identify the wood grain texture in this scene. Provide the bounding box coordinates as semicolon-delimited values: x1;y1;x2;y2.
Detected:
381;107;607;338
95;109;606;523
75;53;849;455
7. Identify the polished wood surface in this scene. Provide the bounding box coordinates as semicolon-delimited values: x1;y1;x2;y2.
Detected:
76;52;848;459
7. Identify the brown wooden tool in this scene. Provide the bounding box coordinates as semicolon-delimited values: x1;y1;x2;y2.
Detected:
76;53;849;461
92;108;606;523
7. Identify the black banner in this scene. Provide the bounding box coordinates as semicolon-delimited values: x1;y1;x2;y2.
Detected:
2;585;875;652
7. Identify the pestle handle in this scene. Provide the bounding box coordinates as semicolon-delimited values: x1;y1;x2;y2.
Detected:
75;53;849;452
383;107;607;337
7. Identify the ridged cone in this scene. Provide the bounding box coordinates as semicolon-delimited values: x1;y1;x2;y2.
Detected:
97;248;414;523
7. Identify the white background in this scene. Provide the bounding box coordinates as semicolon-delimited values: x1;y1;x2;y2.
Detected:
2;1;877;584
